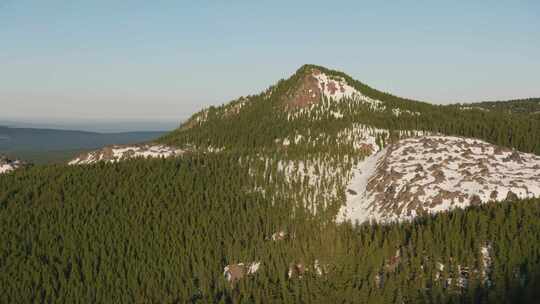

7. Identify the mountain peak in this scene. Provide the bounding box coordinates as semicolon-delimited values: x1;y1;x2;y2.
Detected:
282;64;364;109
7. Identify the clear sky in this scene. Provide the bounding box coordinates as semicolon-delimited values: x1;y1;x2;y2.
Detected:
1;1;539;125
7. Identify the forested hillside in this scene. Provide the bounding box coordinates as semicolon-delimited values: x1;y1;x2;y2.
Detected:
2;64;540;303
160;65;540;155
1;158;540;303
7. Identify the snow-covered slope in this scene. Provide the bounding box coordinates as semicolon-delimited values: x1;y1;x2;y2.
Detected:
339;136;540;224
0;156;25;174
69;144;184;165
312;70;384;110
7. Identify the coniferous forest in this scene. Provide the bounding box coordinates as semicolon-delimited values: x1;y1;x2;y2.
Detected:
2;157;540;303
1;65;540;303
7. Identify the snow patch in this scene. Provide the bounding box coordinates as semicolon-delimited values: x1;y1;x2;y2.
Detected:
313;72;384;111
0;157;25;174
69;144;185;165
339;136;540;224
337;149;387;224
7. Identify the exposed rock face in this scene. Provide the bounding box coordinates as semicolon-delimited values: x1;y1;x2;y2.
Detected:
284;68;384;111
69;144;184;165
284;70;323;108
0;156;26;174
223;262;260;285
339;136;540;224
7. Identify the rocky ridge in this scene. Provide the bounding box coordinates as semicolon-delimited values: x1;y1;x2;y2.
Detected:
339;136;540;224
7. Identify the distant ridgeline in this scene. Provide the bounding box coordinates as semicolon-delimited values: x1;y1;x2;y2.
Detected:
0;126;166;163
463;98;540;116
1;65;540;303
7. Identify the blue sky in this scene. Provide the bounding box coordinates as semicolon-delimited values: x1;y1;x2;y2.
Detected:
1;1;539;126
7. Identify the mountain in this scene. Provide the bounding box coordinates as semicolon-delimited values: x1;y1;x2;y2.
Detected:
160;64;540;154
2;65;540;303
75;64;540;222
0;126;167;163
67;64;540;227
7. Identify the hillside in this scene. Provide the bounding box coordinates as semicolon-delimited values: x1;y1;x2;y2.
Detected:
2;157;540;303
154;65;540;221
2;64;540;303
161;65;540;154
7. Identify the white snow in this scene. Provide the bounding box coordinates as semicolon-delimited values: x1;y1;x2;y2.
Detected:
247;262;261;274
287;71;388;121
223;261;261;282
0;164;14;174
0;158;24;174
480;244;492;284
392;108;420;117
339;136;540;224
312;72;384;111
330;110;344;118
69;144;185;165
337;149;387;224
270;231;287;241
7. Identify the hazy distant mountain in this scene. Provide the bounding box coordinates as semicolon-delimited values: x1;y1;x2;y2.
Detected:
0;119;181;133
0;126;166;163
